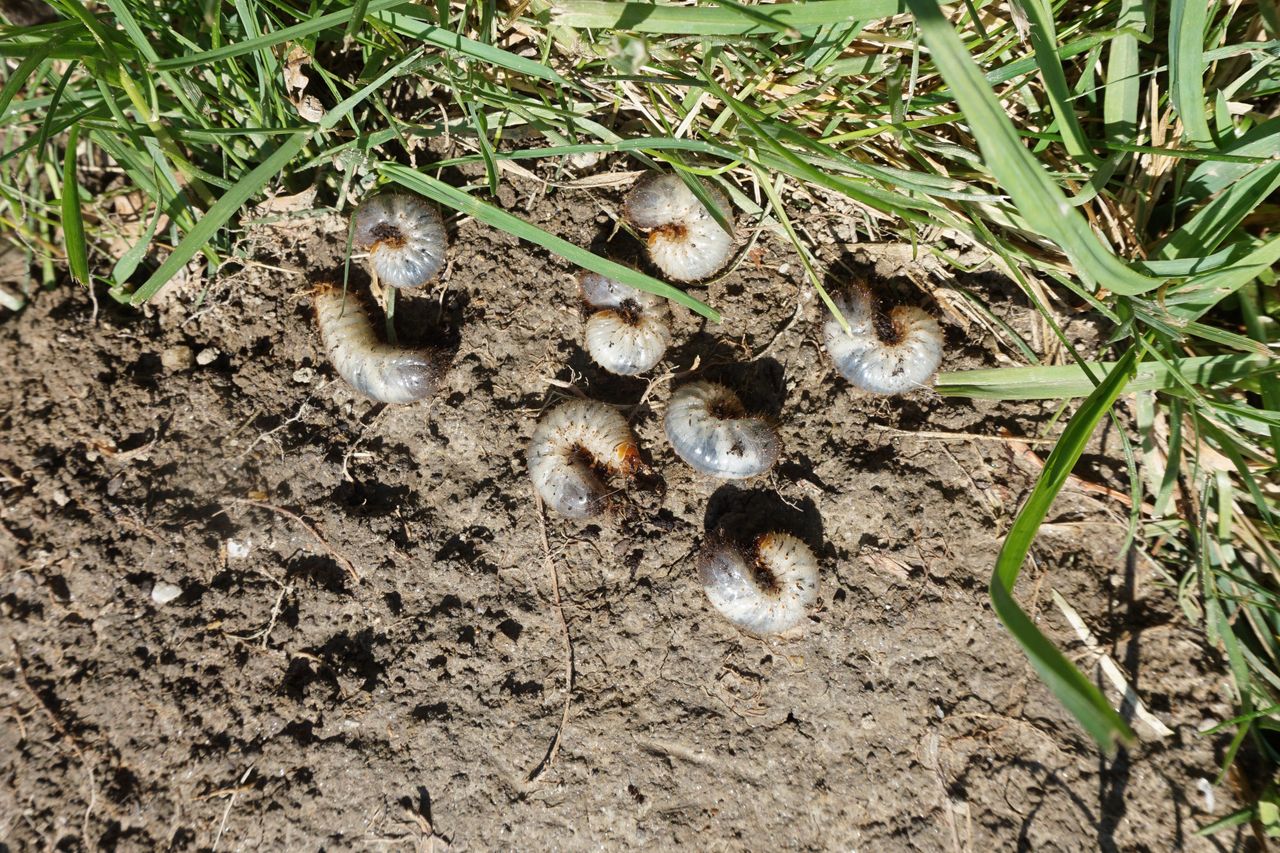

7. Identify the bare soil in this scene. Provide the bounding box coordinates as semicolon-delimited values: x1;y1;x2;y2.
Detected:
0;169;1249;850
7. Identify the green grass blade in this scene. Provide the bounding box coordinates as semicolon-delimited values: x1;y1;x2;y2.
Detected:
1156;162;1280;259
1102;0;1144;141
905;0;1164;296
1016;0;1097;163
34;59;77;160
59;124;89;286
1164;236;1280;321
152;0;404;70
344;0;373;42
708;0;804;37
1179;116;1280;208
128;132;309;304
368;8;570;85
1196;806;1256;836
379;164;719;322
0;49;50;119
110;198;162;284
1239;284;1280;458
551;1;905;35
319;48;423;132
1169;0;1213;146
990;345;1143;752
936;353;1275;400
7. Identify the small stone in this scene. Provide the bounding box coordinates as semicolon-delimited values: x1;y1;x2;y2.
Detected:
492;630;516;655
777;263;791;276
568;150;603;171
292;367;316;385
196;347;219;366
161;345;194;371
1197;778;1215;812
226;539;251;560
151;582;183;605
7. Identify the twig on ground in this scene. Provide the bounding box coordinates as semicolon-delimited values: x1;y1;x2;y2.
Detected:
341;406;389;481
525;496;575;783
222;569;292;648
212;767;253;851
1050;590;1174;739
1002;430;1141;508
236;389;326;462
872;426;1057;445
630;355;700;419
10;640;98;841
225;498;362;584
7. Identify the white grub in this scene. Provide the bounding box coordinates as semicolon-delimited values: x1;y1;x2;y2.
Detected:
579;272;672;376
313;284;442;404
699;532;818;635
527;399;641;520
624;173;734;282
352;192;447;289
664;381;780;479
823;285;944;395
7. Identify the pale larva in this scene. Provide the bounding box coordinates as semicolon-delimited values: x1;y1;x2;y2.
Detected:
313;284;442;404
579;272;672;376
352;192;447;289
823;286;944;395
624;173;734;282
699;532;819;635
664;381;780;479
527;399;641;520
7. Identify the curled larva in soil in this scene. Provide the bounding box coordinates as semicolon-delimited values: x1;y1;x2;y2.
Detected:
823;285;944;395
664;381;780;479
313;284;442;404
624;173;734;282
579;272;672;376
699;532;818;635
352;192;447;289
527;399;641;520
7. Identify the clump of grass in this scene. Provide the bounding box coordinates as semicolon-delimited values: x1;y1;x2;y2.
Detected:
2;0;1277;825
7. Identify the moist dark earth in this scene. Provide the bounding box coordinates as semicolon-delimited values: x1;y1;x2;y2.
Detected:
0;167;1253;850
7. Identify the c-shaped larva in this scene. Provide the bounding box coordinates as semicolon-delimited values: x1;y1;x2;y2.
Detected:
699;532;818;635
527;399;641;519
352;192;447;289
579;272;672;376
664;381;780;479
624;173;734;282
313;284;442;404
822;286;944;395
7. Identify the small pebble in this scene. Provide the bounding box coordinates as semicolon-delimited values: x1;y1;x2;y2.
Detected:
161;345;194;371
226;539;251;560
292;367;316;385
196;347;219;366
568;150;603;171
492;630;516;655
1196;778;1215;812
151;582;183;605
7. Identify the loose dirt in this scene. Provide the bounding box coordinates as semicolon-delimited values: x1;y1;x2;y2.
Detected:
0;167;1247;850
